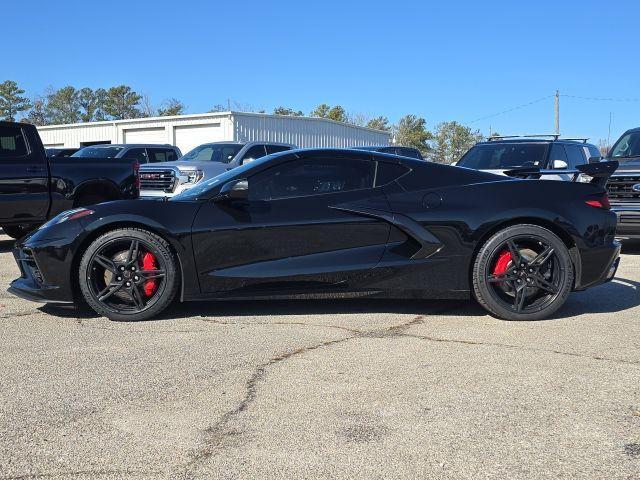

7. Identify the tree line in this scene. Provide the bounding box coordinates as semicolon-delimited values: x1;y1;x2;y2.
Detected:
0;80;186;126
1;79;484;163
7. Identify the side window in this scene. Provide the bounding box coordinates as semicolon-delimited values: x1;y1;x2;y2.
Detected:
241;145;268;164
586;145;601;162
125;148;148;163
0;125;28;159
265;145;291;155
148;148;178;163
375;162;410;186
548;144;568;168
250;158;376;201
564;145;586;169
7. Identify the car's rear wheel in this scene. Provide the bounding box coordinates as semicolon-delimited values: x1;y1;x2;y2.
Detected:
472;224;574;321
79;228;179;321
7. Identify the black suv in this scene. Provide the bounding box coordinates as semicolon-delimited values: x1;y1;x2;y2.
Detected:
457;135;601;179
605;127;640;238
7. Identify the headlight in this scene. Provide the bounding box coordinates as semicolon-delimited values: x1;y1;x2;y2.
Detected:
176;168;204;185
39;208;94;230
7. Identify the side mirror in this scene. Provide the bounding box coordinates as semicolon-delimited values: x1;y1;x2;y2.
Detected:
588;156;601;164
214;179;248;202
552;159;568;170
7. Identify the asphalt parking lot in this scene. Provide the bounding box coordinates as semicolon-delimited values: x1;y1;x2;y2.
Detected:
0;232;638;480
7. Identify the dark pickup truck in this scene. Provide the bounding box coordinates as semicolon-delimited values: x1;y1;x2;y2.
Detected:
606;127;640;238
0;121;140;239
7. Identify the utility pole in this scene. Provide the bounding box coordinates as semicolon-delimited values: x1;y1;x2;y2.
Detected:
555;90;560;135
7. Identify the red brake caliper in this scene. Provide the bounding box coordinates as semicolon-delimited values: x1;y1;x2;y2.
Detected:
141;252;159;297
493;250;512;278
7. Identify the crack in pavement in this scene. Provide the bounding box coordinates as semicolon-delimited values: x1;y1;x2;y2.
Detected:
177;306;453;477
402;332;640;366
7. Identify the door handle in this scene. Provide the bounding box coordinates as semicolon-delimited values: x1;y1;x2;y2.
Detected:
26;167;46;174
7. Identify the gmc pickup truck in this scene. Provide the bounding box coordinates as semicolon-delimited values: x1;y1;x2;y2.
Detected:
0;121;140;239
606;127;640;238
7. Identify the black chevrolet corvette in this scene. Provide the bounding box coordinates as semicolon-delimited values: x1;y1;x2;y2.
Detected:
9;149;621;321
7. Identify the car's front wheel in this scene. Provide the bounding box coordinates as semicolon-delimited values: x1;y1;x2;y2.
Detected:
78;228;179;321
472;224;574;321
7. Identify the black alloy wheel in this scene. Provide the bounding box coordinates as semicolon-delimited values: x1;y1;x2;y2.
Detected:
79;228;179;321
473;225;574;321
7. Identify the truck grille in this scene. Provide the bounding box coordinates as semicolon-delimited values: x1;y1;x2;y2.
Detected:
606;175;640;200
140;169;175;192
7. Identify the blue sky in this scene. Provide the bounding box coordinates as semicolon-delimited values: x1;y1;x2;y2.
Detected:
5;0;639;143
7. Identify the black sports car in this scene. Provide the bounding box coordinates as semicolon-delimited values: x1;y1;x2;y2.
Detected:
8;149;621;322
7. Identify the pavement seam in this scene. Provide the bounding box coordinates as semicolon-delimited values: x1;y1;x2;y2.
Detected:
401;332;640;366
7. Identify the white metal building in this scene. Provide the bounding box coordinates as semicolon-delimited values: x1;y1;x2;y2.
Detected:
37;111;391;154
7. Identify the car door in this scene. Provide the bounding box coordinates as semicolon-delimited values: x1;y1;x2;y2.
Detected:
0;123;49;223
191;152;391;294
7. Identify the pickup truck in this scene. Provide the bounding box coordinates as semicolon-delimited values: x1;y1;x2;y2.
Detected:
0;121;140;239
140;141;294;198
606;127;640;238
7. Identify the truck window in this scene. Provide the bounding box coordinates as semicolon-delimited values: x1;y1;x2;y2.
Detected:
0;125;28;158
241;145;268;164
548;144;568;167
265;145;291;155
125;148;149;163
564;145;586;169
148;148;178;163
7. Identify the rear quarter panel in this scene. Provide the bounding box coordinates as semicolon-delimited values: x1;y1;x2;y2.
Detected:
383;163;616;291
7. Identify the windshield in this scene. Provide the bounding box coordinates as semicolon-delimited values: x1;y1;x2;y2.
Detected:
71;146;124;158
457;143;547;170
180;143;244;163
172;154;276;201
609;132;640;159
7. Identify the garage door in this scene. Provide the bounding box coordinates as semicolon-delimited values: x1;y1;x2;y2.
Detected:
123;127;167;145
174;123;222;153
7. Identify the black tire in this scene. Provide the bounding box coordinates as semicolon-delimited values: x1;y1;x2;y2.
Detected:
78;228;179;321
472;224;574;321
1;224;36;240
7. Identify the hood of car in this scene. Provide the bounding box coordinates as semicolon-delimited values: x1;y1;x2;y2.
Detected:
141;161;231;173
611;157;640;172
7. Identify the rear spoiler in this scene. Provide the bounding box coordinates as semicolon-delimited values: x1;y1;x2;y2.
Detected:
504;160;619;187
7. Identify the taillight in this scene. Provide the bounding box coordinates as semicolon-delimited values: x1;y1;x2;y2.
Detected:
585;194;610;210
133;161;141;193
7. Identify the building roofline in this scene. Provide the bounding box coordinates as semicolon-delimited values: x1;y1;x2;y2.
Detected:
230;111;391;135
36;111;233;130
36;110;392;136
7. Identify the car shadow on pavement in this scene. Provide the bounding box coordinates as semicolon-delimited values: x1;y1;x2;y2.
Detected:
0;239;14;253
38;275;640;323
621;239;640;255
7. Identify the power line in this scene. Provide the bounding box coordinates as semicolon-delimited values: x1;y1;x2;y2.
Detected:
561;94;640;102
467;95;553;124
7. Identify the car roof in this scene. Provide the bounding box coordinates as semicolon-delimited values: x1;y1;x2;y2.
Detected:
282;148;425;166
82;144;177;148
474;139;597;147
350;145;417;151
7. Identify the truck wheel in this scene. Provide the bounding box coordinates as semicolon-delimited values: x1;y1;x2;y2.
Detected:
472;224;574;321
1;225;36;240
78;228;179;321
